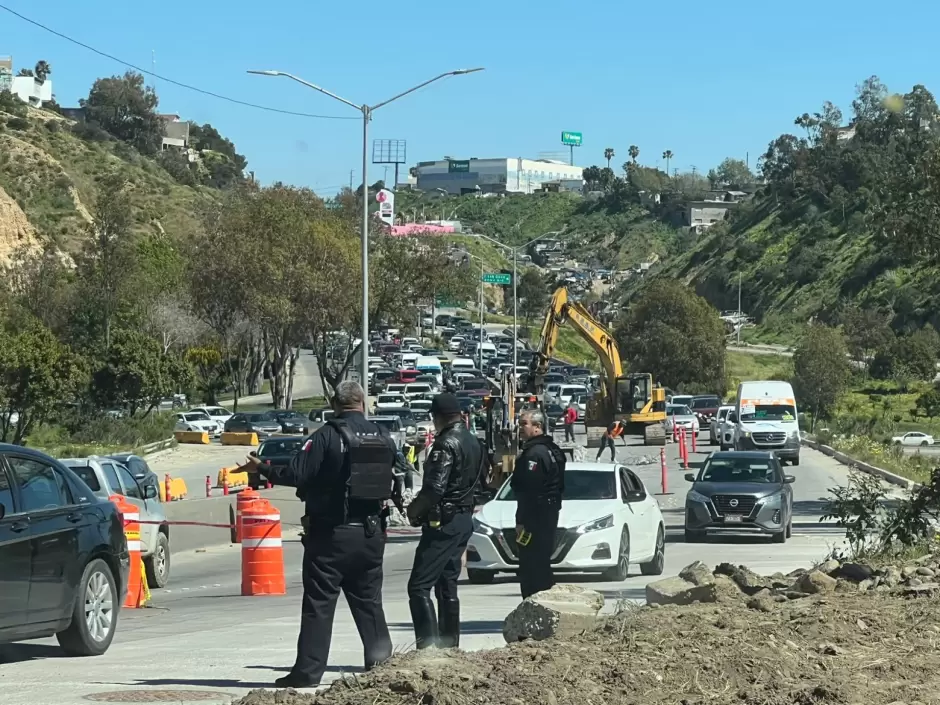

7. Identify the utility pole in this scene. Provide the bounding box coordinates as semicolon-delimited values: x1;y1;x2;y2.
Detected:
349;170;353;190
736;272;742;344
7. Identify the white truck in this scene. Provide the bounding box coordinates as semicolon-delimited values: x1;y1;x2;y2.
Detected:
732;381;801;466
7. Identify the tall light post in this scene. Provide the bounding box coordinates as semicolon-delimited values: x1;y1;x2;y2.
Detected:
248;67;484;389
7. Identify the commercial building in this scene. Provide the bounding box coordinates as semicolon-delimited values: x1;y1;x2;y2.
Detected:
415;157;584;195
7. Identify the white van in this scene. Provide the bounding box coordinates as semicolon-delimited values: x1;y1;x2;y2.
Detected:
415;355;443;385
401;352;420;369
451;357;476;374
733;381;801;466
558;384;589;406
475;341;498;360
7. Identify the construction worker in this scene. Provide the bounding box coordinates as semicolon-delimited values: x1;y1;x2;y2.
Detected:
512;409;566;599
562;401;578;443
596;420;626;462
402;441;417;490
406;393;482;649
245;381;396;689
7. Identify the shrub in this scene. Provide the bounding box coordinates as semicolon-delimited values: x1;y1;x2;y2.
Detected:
7;117;29;131
70;121;114;143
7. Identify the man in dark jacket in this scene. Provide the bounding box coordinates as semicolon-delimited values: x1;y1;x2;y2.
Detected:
406;393;482;649
512;409;566;599
244;381;395;688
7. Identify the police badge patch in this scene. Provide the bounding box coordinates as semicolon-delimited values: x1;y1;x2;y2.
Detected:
431;450;441;462
528;460;538;472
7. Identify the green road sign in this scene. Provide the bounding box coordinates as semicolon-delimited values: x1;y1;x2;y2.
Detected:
561;131;582;146
448;160;470;173
482;273;512;285
435;296;460;307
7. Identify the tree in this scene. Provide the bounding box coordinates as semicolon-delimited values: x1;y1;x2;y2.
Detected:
517;268;549;333
34;60;51;84
915;388;940;419
792;324;851;428
662;150;674;175
615;281;726;394
628;145;640;164
707;158;754;190
16;68;33;77
604;147;615;169
81;72;164;155
840;304;893;365
0;323;86;444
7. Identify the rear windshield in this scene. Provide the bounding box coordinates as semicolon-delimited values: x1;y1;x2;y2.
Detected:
71;465;102;492
691;397;720;409
461;380;488;390
259;439;304;456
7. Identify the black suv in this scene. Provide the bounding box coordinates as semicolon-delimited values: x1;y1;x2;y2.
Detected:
0;445;129;656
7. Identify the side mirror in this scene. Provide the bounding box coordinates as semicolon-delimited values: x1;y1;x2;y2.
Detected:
143;484;158;500
249;450;258;458
783;475;796;484
728;413;737;423
684;473;696;482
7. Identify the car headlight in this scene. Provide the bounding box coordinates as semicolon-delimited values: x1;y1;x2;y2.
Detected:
577;514;614;534
472;516;495;536
407;425;417;434
761;492;784;508
687;489;710;503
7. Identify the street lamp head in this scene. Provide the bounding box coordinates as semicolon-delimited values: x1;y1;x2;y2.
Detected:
247;69;281;76
452;68;485;75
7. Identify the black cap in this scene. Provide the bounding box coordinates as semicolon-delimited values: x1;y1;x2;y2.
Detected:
430;393;462;417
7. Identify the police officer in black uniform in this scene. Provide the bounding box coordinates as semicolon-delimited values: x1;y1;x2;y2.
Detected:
245;380;396;689
512;409;566;599
406;393;481;649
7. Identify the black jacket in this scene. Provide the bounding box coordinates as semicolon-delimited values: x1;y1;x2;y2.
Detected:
259;410;393;525
409;419;482;521
511;434;566;526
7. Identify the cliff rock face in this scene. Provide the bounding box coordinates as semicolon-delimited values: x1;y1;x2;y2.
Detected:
0;185;40;264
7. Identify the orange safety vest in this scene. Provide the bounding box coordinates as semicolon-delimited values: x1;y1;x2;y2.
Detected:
609;423;624;438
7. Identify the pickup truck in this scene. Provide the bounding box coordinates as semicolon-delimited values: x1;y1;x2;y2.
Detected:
690;395;722;427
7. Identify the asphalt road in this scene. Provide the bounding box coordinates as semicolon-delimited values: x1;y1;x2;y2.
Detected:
0;428;859;705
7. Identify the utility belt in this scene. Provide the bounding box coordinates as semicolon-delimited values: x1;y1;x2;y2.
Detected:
425;501;472;528
302;513;382;534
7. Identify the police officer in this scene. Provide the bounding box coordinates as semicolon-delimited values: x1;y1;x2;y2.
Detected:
406;393;481;649
244;381;396;689
512;409;566;599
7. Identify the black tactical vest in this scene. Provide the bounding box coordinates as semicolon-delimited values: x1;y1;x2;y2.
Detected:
326;419;395;503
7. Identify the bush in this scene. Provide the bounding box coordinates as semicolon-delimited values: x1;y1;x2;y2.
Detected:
27;412;176;457
7;117;29;131
70;121;114;143
45;119;60;133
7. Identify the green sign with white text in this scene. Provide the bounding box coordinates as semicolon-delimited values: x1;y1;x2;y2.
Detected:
482;273;512;285
561;131;582;146
448;160;470;173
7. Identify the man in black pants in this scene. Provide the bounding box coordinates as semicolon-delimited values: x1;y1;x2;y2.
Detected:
512;409;566;599
246;381;396;688
406;393;482;649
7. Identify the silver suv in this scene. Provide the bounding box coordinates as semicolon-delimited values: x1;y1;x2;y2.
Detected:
370;415;406;449
61;456;171;588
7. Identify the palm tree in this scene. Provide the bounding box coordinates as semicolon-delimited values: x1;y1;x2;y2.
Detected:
604;147;615;169
34;60;51;84
628;145;640;164
662;150;674;175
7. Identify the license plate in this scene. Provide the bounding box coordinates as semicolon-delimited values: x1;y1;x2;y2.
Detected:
724;515;743;523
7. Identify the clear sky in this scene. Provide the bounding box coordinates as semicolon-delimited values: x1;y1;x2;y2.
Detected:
3;0;938;196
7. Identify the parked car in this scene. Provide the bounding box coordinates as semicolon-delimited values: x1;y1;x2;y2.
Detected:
892;431;935;447
223;412;282;438
175;411;221;437
709;405;735;447
684;450;794;544
467;462;666;584
253;436;305;473
61;456;171;588
271;410;310;435
665;404;699;435
0;445;129;656
189;405;233;428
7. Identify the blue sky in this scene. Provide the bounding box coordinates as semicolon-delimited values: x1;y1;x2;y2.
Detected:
3;0;938;195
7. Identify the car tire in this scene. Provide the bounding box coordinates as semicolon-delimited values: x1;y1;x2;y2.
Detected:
772;527;787;544
684;529;705;543
145;532;170;588
785;520;792;539
467;569;495;585
640;524;666;576
922;441;929;447
603;527;630;581
791;456;800;467
56;558;118;657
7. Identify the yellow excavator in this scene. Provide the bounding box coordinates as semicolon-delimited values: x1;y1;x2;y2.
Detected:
527;287;667;446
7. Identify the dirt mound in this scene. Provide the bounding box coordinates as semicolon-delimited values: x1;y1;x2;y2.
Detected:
0;185;39;263
233;556;940;705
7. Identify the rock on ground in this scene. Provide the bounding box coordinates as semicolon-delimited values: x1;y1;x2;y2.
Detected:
645;576;719;606
502;584;604;643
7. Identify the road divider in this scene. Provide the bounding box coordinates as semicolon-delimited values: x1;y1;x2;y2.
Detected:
221;431;259;446
160;474;188;502
218;466;250;493
174;430;210;444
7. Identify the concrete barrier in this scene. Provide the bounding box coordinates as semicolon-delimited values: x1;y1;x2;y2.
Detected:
174;431;210;444
160;477;189;501
163;487;305;554
221;432;259;446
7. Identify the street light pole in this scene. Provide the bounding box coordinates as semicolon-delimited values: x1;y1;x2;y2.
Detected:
248;68;484;390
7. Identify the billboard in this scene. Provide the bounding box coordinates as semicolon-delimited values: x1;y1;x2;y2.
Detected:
561;131;583;146
375;189;395;226
448;160;470;173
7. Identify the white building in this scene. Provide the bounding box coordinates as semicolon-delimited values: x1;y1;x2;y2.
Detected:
10;75;52;108
415;157;584;195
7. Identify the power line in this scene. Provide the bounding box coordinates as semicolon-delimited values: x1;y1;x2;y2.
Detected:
0;3;358;121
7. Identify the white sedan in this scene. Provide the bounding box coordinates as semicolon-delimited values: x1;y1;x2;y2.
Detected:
174;411;221;436
892;431;935;447
189;405;233;428
466;462;666;584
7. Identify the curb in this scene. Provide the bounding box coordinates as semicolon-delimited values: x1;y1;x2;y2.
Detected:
801;437;920;491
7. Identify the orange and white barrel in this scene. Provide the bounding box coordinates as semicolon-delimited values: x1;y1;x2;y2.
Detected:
240;499;286;596
234;487;260;544
110;495;144;608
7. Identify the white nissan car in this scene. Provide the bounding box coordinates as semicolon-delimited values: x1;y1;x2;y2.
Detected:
466;462;666;584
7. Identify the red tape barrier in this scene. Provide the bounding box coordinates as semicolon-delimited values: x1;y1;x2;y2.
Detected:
136;519;419;535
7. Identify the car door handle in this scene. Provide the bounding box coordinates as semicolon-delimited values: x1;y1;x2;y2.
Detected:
9;520;28;533
66;513;84;524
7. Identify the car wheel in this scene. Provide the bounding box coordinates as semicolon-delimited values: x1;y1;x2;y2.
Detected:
467;569;495;585
603;527;630;581
922;441;929;447
791;456;800;467
640;524;666;576
772;526;787;544
785;520;792;539
684;529;705;543
56;558;118;656
145;532;170;588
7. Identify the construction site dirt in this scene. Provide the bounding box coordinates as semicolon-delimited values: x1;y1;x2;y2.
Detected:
233;562;940;705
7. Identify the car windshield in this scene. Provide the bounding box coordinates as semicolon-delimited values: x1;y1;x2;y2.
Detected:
373;419;400;432
259;439;304;456
545;404;564;415
246;412;276;422
184;412;210;421
276;412;306;422
741;404;797;422
672;396;693;406
571;368;591;376
499;470;617;501
462;380;488;390
698;457;781;483
691;397;720;409
71;465;102;492
667;405;692;416
411;410;431;422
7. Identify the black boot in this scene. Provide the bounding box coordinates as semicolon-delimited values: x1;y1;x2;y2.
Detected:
438;598;461;649
409;596;438;649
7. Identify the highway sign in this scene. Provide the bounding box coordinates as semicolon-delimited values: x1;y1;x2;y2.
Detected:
482;273;512;285
561;131;582;147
